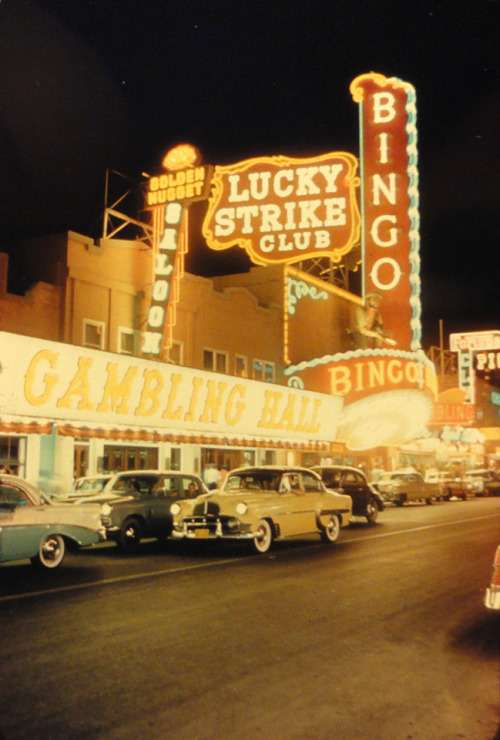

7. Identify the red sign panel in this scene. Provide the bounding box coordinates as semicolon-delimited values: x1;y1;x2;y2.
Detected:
350;73;421;352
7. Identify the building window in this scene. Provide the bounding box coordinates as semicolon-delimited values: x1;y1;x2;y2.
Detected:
167;341;184;365
235;355;248;378
118;327;135;355
83;320;105;349
253;359;275;382
203;348;228;374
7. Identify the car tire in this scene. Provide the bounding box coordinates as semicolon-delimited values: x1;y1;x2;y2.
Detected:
425;497;433;505
365;498;379;525
31;534;66;569
253;519;273;554
320;514;340;543
118;517;143;553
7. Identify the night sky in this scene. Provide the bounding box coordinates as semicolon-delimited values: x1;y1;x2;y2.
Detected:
0;0;498;348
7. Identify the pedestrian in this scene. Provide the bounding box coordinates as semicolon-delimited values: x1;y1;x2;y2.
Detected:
203;463;221;490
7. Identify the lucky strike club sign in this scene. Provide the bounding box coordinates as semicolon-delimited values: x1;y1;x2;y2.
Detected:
202;152;361;266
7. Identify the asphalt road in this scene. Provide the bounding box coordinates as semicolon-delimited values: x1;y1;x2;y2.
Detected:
1;498;500;740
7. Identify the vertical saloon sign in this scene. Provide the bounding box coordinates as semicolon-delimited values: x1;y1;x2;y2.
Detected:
350;73;421;351
202;152;361;266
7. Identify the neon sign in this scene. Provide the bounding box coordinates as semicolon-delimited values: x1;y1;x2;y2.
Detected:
142;145;213;356
202;152;361;266
350;73;421;351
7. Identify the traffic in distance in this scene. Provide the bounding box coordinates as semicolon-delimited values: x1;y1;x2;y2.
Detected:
1;464;499;612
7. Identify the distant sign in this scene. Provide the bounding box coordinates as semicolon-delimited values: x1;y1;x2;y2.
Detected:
202;152;361;266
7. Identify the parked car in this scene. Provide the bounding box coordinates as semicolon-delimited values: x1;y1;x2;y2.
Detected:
67;470;170;504
437;473;476;501
100;471;208;551
464;469;500;497
311;465;384;524
0;474;104;569
374;471;440;506
171;465;352;554
484;544;500;610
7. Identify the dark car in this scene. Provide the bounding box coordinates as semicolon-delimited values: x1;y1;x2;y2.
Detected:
100;471;208;552
312;465;384;524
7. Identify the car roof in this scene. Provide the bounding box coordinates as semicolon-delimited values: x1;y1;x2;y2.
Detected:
312;464;363;474
228;465;320;475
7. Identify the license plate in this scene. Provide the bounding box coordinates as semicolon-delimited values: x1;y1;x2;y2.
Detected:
194;528;210;538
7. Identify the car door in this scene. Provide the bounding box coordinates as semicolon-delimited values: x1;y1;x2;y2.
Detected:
341;470;369;516
0;483;41;562
278;472;320;536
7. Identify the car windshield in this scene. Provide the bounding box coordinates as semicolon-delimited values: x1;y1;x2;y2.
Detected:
72;477;111;493
225;472;281;492
318;470;342;487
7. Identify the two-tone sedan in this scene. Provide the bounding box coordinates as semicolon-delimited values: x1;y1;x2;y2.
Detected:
171;466;352;554
0;474;104;569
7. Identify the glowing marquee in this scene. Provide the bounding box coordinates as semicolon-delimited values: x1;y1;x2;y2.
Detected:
202;152;361;266
350;73;421;351
142;145;213;356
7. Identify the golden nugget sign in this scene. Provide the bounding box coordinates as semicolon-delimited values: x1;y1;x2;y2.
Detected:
142;145;213;356
202;152;361;265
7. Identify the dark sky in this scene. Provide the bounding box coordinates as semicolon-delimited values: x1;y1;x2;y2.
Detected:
0;0;498;348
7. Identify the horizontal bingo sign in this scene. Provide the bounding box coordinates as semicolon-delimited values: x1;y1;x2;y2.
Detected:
202;152;361;266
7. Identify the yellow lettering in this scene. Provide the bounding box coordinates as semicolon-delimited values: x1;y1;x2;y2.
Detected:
199;380;228;424
97;363;139;414
24;350;59;407
225;385;246;425
134;370;164;417
56;357;94;411
162;373;184;420
329;366;351;396
257;390;283;429
277;394;297;431
387;359;403;384
184;377;205;422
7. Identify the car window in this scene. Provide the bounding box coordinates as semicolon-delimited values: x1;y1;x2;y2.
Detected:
72;477;111;493
353;472;366;485
111;475;159;496
343;471;358;485
0;484;29;508
320;469;341;487
181;477;202;498
301;473;323;492
226;472;280;491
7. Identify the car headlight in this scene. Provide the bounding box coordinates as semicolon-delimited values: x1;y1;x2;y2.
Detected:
235;502;248;516
101;503;112;516
171;502;181;516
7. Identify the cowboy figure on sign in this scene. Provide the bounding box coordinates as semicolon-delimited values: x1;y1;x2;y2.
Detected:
350;292;397;349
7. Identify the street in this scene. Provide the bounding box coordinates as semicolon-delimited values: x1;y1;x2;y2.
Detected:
1;498;500;740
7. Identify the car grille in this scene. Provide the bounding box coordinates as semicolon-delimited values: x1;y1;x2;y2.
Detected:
179;514;249;536
193;501;220;516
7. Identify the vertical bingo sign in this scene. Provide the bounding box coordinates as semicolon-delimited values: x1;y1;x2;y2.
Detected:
350;73;421;351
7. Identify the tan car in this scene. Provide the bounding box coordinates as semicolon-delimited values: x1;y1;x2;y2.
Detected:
171;465;352;553
375;471;440;506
